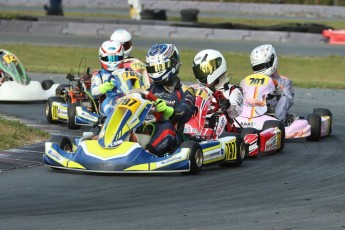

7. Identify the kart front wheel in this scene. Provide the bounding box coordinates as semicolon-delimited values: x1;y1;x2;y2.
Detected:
240;128;259;158
67;103;81;130
306;113;321;141
42;79;54;90
219;133;245;167
51;136;73;153
263;120;285;152
313;108;332;135
45;97;64;124
181;141;203;175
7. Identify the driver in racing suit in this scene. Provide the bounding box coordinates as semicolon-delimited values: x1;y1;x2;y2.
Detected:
145;43;195;157
192;49;243;127
91;40;126;116
250;44;294;124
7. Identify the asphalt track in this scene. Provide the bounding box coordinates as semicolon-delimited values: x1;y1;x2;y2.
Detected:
1;34;345;229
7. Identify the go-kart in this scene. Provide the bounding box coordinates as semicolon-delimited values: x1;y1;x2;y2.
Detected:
43;87;245;175
0;49;59;101
234;74;332;157
185;83;283;158
45;66;100;129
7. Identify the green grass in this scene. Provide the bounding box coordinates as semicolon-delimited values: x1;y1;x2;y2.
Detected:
0;116;49;150
1;44;345;89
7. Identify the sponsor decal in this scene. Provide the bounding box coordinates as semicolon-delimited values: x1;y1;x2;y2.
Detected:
240;121;255;127
265;135;277;151
160;155;183;165
48;149;62;162
108;140;123;148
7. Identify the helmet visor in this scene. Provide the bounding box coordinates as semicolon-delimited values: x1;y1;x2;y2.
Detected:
123;41;132;51
100;55;123;62
252;54;275;73
146;61;172;74
192;57;222;84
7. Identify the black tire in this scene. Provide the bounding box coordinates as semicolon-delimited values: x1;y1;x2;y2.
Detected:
42;79;54;90
45;97;65;124
180;141;203;175
306;113;321;141
240;128;259;157
262;120;285;152
219;133;245;167
313;108;333;135
50;136;73;153
67;103;81;130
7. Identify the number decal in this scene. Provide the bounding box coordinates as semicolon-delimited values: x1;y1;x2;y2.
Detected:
225;140;237;160
3;54;18;64
244;75;270;86
120;98;138;107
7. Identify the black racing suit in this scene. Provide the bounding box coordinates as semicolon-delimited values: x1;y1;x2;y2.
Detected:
146;78;195;156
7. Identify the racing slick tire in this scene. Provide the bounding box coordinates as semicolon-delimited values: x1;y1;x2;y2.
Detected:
262;120;285;152
181;141;203;175
240;128;259;158
51;136;73;153
45;97;65;124
42;79;54;90
67;103;81;130
219;133;245;167
306;113;321;141
313;108;332;135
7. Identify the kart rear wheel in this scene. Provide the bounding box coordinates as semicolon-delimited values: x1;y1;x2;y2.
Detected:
181;141;203;175
219;133;245;167
240;128;259;158
306;113;321;141
42;79;54;90
45;97;64;124
262;120;285;152
51;136;73;153
67;103;81;130
313;108;332;135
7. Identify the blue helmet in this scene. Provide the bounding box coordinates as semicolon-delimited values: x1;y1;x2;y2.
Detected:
145;44;180;84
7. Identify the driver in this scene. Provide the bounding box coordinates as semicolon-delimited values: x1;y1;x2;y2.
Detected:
145;43;195;156
91;40;126;116
192;49;244;123
110;29;151;87
250;44;294;124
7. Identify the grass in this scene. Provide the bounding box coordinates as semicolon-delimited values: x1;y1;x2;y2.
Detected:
0;116;49;150
1;43;345;89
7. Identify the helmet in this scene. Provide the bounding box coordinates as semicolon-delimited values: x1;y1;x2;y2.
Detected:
146;44;180;84
192;49;227;89
110;29;132;58
99;40;124;71
250;44;278;77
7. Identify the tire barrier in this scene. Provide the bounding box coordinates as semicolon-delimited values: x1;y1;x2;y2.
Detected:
180;9;199;22
173;22;334;34
140;9;167;21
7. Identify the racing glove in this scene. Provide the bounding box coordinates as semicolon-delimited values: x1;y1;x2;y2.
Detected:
99;81;114;94
213;90;225;101
219;99;230;110
154;99;174;119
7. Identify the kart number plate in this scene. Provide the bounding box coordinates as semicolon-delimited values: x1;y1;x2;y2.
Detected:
225;139;237;160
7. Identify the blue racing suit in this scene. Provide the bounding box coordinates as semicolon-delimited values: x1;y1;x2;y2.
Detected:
146;78;196;156
91;68;124;116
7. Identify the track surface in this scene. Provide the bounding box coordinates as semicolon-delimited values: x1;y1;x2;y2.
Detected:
0;33;345;229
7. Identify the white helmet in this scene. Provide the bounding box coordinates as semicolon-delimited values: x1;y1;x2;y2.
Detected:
110;29;132;58
146;43;180;84
250;44;278;77
99;40;124;71
192;49;228;89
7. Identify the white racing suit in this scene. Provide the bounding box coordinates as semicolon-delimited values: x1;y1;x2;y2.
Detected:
268;73;294;122
215;83;244;119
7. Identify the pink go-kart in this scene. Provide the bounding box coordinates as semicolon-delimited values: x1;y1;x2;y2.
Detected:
234;74;332;157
